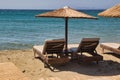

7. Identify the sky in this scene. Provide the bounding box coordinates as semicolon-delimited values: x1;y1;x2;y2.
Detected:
0;0;120;10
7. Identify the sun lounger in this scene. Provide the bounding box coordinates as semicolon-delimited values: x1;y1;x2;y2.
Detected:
33;39;69;71
69;38;103;63
100;43;120;54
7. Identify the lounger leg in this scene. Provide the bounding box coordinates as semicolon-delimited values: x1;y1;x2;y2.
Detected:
33;49;36;58
44;62;55;71
44;63;48;68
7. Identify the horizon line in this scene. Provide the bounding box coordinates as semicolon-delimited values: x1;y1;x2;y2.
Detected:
0;8;105;10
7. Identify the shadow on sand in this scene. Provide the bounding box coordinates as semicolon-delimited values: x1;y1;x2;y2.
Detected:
52;59;120;76
36;51;120;77
104;52;120;58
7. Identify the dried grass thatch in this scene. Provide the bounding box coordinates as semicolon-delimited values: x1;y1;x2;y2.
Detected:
36;6;97;19
98;4;120;18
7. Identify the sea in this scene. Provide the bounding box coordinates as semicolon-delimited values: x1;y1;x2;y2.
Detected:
0;9;120;50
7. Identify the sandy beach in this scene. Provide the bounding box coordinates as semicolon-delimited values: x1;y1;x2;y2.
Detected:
0;0;120;80
0;44;120;80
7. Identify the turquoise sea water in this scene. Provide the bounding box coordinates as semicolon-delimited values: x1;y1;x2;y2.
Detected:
0;9;120;50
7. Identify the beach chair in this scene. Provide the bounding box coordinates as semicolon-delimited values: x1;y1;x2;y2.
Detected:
33;39;69;71
69;38;103;64
100;43;120;55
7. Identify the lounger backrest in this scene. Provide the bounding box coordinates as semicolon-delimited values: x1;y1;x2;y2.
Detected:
77;38;99;52
42;39;65;54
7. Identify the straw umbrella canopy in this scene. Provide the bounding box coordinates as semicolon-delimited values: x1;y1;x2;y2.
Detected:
36;6;97;54
98;4;120;18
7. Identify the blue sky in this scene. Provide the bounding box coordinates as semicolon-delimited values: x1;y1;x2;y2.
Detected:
0;0;120;9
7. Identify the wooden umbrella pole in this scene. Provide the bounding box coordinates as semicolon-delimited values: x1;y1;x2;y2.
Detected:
65;18;68;55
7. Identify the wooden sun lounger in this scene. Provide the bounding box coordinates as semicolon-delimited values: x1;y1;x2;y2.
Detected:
100;43;120;54
69;38;103;64
33;39;69;71
0;62;30;80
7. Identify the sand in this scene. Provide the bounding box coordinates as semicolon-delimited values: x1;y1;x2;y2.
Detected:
0;44;120;80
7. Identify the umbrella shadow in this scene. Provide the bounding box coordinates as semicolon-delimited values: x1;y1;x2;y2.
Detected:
35;52;120;76
53;59;120;76
104;52;120;58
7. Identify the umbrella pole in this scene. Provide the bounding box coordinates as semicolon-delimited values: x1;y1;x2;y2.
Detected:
65;18;68;55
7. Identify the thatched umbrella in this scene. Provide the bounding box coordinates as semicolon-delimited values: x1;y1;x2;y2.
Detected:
98;4;120;18
36;6;97;54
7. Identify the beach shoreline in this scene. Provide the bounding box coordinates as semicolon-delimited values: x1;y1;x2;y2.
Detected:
0;44;120;80
0;9;120;50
